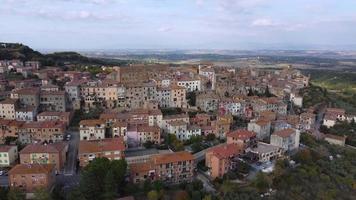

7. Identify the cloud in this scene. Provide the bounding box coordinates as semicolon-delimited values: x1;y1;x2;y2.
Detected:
157;26;174;32
251;18;277;27
196;0;204;6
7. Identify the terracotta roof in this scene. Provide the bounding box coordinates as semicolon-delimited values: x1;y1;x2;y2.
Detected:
37;111;70;118
273;128;295;138
22;121;65;129
15;87;40;95
208;143;242;159
9;164;55;175
152;151;194;165
20;143;67;154
0;98;17;104
137;125;160;132
79;138;125;154
227;129;256;140
167;120;187;126
79;119;105;126
0;145;16;152
163;113;189;120
129;161;154;174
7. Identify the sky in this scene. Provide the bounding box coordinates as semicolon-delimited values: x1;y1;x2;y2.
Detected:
1;0;356;50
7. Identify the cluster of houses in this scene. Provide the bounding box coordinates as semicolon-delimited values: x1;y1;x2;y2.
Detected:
0;60;353;196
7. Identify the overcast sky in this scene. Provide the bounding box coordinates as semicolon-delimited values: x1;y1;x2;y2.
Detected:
1;0;356;50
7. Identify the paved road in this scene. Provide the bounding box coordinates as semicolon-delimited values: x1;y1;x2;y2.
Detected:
312;106;326;139
56;174;80;196
0;175;8;187
64;131;79;175
196;171;216;193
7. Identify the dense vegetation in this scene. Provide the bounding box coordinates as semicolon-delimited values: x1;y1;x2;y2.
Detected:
212;134;356;200
0;43;129;67
320;120;356;146
68;158;127;200
300;70;356;113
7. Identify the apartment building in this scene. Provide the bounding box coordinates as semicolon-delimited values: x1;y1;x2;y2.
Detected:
248;142;282;163
205;143;242;179
299;112;315;131
0;98;17;120
126;125;161;147
19;143;68;173
40;91;67;112
0;145;18;167
226;129;257;149
19;121;66;143
37;111;72;127
15;106;37;121
270;128;300;152
162;114;190;132
247;119;271;140
78;138;126;167
8;164;55;193
0;120;24;140
12;87;40;108
130;151;195;184
125;81;157;109
79;119;106;140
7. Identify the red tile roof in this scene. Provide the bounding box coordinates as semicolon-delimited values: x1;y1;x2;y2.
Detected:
227;129;256;140
152;151;194;165
273;128;295;138
9;164;55;175
20;143;67;154
79;138;125;154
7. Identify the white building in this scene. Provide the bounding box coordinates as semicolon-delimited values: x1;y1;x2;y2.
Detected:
0;145;18;167
176;79;201;92
247;119;271;140
270;128;300;152
15;107;37;122
79;119;106;140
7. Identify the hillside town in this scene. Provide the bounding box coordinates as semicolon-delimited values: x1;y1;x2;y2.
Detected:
0;59;355;199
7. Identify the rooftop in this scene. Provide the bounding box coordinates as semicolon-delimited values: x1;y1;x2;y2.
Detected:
79;138;125;154
9;164;55;175
152;151;194;165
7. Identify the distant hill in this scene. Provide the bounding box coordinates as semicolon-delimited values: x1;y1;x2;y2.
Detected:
0;42;128;66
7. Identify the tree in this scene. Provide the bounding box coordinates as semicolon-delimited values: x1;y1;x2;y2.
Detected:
147;190;159;200
143;141;155;149
253;172;271;193
68;187;86;200
206;133;216;141
80;158;110;199
174;190;190;200
110;159;127;187
7;188;25;200
102;170;117;200
33;188;52;200
0;187;9;200
202;195;212;200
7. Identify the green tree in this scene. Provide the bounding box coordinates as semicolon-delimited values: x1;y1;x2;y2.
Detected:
110;159;127;187
0;187;9;200
102;170;117;200
33;188;52;200
206;133;216;141
68;187;86;200
7;188;25;200
80;157;111;200
147;190;159;200
253;172;271;193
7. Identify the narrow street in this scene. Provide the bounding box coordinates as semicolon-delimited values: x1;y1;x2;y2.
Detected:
64;130;80;175
196;170;216;193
